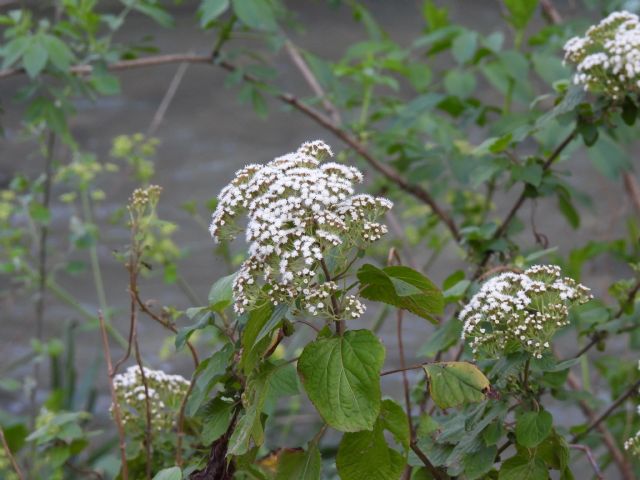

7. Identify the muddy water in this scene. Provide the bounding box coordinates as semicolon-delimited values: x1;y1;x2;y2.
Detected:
0;0;635;473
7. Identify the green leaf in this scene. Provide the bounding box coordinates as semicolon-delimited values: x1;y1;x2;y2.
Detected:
175;308;213;351
241;303;289;373
444;69;476;98
1;36;29;69
90;66;120;95
131;2;174;27
515;410;552;448
152;467;182;480
622;97;638;126
232;0;277;31
587;133;631;179
423;362;490;409
336;421;405;480
42;34;73;71
380;399;410;450
503;0;539;30
201;397;234;444
357;264;443;323
499;454;547;480
199;0;230;27
512;162;543;188
23;40;48;78
275;444;321;480
452;31;478;64
462;444;497;479
186;343;233;416
297;330;385;432
208;273;235;311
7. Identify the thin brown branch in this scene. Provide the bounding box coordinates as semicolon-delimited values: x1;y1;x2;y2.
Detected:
320;258;344;335
1;427;24;480
568;444;604;480
98;311;129;480
573;277;640;358
176;375;197;467
1;51;461;241
573;378;640;443
566;372;632;480
133;332;152;480
410;441;446;480
474;129;577;277
623;172;640;218
380;363;426;377
540;0;562;25
147;61;189;136
284;39;341;125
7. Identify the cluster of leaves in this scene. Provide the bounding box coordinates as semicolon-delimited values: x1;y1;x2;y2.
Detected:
1;0;640;480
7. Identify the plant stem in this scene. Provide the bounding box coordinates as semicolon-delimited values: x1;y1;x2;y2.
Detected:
1;427;24;480
410;442;445;480
98;312;129;480
80;188;110;322
320;258;344;335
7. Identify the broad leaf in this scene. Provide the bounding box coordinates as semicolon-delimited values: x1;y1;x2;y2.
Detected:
499;454;547;480
23;40;48;78
357;264;443;323
232;0;277;31
199;0;230;27
297;330;385;432
186;343;233;415
208;273;235;311
462;445;497;480
379;399;410;450
275;444;321;480
241;303;289;373
504;0;538;30
336;421;405;480
152;467;182;480
201;397;234;444
423;362;489;409
515;410;552;448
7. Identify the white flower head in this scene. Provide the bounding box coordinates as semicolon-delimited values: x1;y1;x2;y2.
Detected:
461;265;592;359
563;11;640;99
112;365;189;432
209;140;392;317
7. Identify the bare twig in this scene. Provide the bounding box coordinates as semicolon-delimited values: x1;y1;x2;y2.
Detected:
380;363;426;377
623;172;640;218
410;441;445;480
566;372;632;480
572;378;640;443
0;427;24;480
284;39;341;125
133;334;152;479
474;129;577;276
147;61;189;136
540;0;562;25
98;312;129;480
568;444;604;480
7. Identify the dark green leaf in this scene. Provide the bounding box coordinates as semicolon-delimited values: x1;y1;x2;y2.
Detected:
201;397;234;444
499;454;547;480
208;273;235;311
462;444;497;479
336;421;405;480
297;330;385;432
42;35;73;71
380;399;410;450
504;0;539;30
357;264;443;323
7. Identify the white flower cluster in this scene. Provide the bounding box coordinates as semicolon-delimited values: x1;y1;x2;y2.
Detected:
209;140;392;318
461;265;591;359
564;11;640;99
112;365;189;432
625;361;640;456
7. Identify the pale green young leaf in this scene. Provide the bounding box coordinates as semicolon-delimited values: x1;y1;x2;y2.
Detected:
152;467;182;480
380;399;410;450
208;273;235;311
42;34;74;71
423;362;489;409
503;0;539;30
297;330;385;432
23;40;48;78
452;30;478;64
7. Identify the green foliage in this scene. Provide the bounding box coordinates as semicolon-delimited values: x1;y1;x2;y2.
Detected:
3;1;640;479
298;330;385;432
